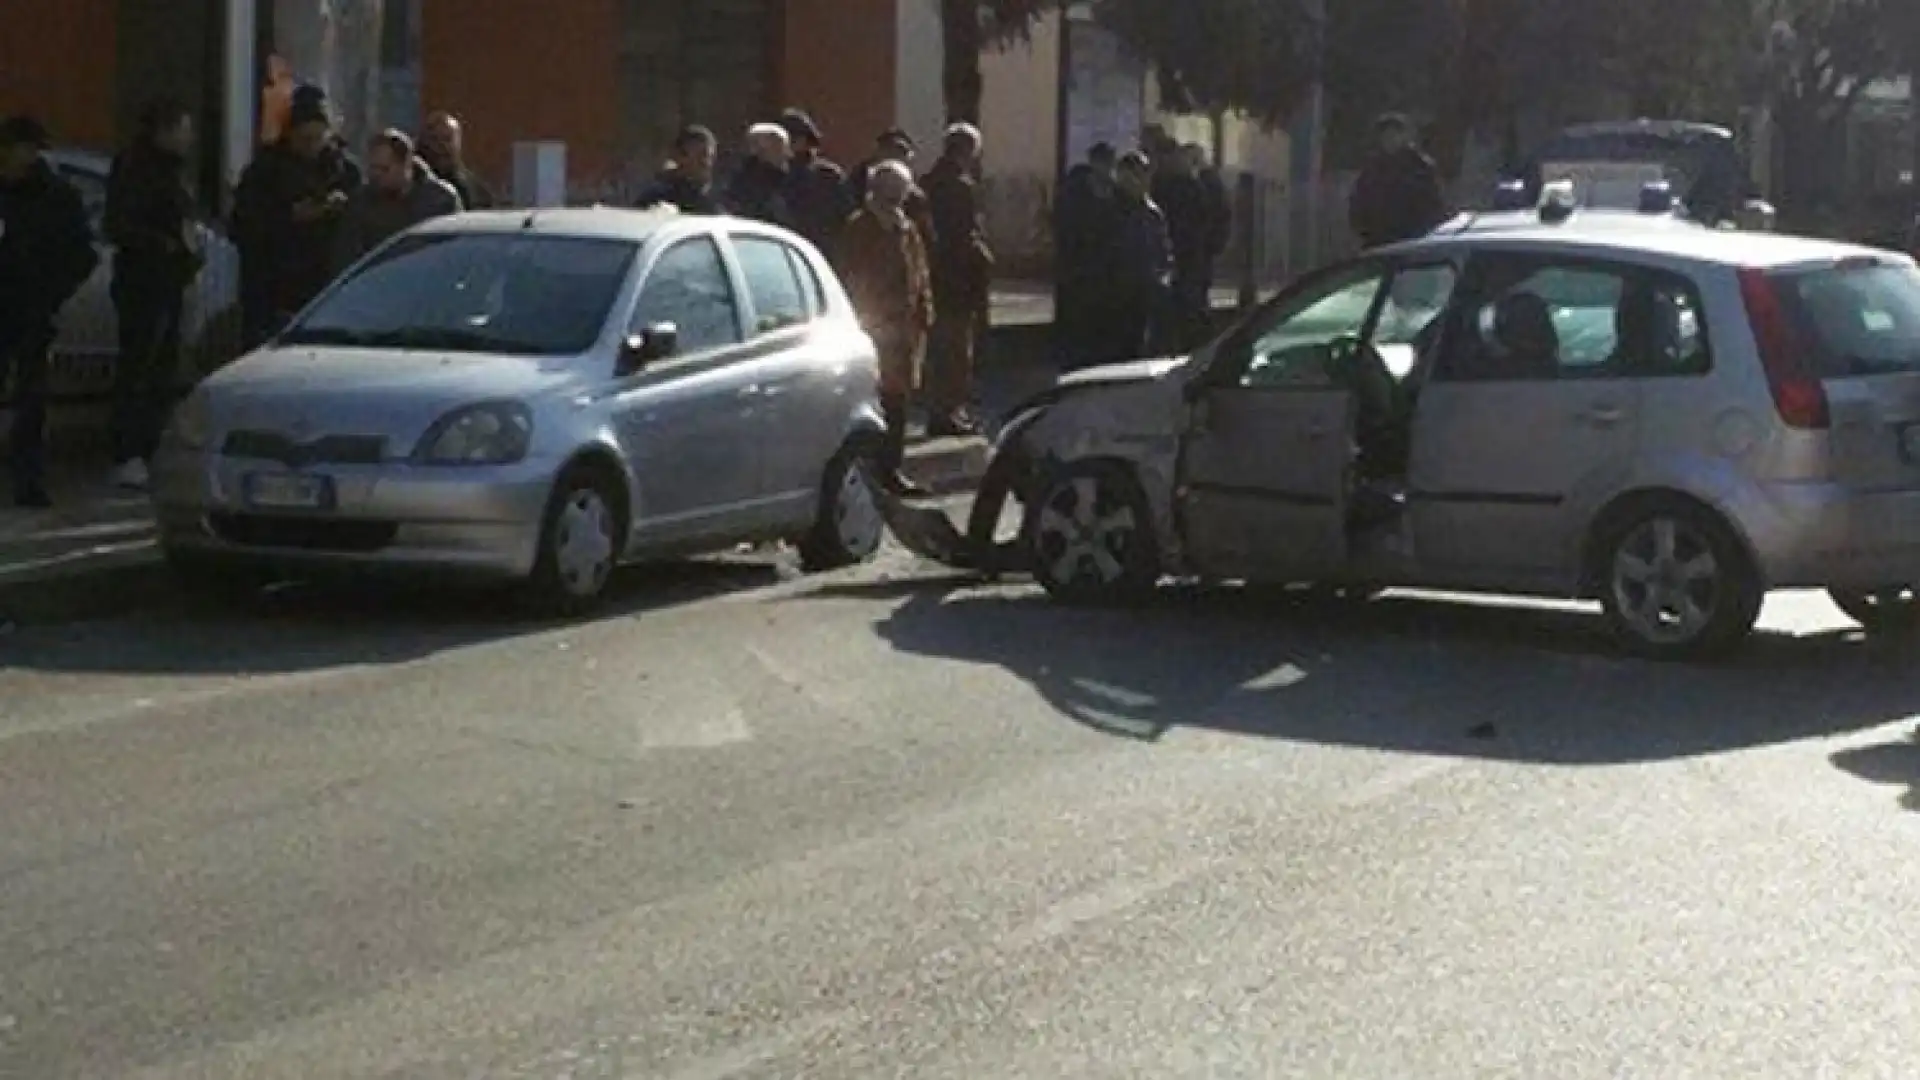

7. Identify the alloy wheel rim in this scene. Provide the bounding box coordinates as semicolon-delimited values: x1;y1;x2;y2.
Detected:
554;490;616;597
1034;475;1137;587
834;464;884;558
1610;516;1721;645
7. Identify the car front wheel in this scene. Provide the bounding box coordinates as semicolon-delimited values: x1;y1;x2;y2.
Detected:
1597;502;1761;660
1829;586;1920;636
1024;460;1159;604
522;465;625;617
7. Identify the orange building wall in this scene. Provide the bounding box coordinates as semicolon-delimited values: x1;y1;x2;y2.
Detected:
421;0;621;193
781;0;897;166
0;0;119;150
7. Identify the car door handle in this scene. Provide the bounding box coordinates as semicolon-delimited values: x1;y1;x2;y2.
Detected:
761;382;788;398
1304;423;1330;439
737;384;761;398
1581;404;1624;425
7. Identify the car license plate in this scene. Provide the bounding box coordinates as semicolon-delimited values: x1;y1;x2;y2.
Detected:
243;471;333;510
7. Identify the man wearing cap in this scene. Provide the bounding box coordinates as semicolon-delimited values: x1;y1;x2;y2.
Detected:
849;129;934;247
779;108;853;257
1348;113;1446;250
231;85;362;346
0;116;100;507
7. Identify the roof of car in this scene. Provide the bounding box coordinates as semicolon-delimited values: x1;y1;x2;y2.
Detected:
412;205;697;242
1396;211;1890;270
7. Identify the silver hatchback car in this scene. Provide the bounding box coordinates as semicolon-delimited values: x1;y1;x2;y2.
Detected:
893;205;1920;660
153;207;890;612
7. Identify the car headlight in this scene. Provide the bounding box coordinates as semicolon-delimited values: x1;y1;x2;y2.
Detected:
413;402;533;465
163;391;212;450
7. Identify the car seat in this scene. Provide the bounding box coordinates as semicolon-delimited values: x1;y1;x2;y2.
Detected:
1488;291;1560;378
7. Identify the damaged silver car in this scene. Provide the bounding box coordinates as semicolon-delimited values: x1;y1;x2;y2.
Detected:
884;204;1920;661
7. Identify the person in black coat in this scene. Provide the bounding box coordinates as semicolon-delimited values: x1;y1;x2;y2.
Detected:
779;108;854;257
231;85;362;347
725;123;796;229
635;125;724;215
419;111;496;211
104;98;204;491
1347;113;1448;250
0;116;99;506
1100;150;1172;364
1053;143;1121;369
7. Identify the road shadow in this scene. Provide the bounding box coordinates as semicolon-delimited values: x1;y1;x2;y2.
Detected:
1832;730;1920;810
805;580;1920;765
3;556;787;678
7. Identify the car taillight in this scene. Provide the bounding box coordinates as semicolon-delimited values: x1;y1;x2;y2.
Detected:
1738;267;1829;429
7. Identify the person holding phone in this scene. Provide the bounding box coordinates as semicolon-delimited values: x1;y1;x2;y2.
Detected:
232;85;361;347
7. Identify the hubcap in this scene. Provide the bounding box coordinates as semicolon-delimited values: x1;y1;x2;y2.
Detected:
834;462;883;558
1033;475;1138;587
1610;517;1721;645
553;489;616;597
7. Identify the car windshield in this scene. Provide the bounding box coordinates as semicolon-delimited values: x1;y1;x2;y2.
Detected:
1781;261;1920;376
280;233;639;356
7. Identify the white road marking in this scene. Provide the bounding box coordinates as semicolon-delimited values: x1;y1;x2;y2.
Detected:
1242;662;1309;691
638;705;753;750
1000;865;1206;953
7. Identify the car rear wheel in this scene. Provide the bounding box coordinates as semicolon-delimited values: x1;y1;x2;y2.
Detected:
1024;460;1159;604
1598;501;1761;661
522;466;624;617
799;444;885;573
1829;586;1920;636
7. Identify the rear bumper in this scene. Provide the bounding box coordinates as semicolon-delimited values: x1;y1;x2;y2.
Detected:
1745;482;1920;588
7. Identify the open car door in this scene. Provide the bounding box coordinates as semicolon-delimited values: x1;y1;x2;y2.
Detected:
1176;261;1392;582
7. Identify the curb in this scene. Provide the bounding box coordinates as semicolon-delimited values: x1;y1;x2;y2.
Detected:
0;440;993;629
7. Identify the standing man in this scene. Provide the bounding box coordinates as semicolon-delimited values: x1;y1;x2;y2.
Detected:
780;109;854;256
921;123;993;438
636;125;723;214
1348;113;1447;250
849;130;934;246
104;98;204;492
0;116;99;508
838;161;935;497
232;86;362;347
1150;143;1211;351
726;123;796;228
1105;151;1172;363
419;111;494;211
1053;143;1120;369
332;129;461;271
1191;143;1232;336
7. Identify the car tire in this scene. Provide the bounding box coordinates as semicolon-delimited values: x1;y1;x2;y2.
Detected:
521;463;626;618
163;547;271;605
1828;586;1920;636
1595;499;1762;661
798;443;886;573
1023;459;1159;605
964;444;1033;578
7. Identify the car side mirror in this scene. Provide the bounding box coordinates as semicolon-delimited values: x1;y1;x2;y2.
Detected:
617;322;678;375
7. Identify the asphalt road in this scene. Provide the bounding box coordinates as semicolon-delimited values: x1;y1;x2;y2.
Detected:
7;501;1920;1078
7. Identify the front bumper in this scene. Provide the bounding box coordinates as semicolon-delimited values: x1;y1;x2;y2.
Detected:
152;446;557;579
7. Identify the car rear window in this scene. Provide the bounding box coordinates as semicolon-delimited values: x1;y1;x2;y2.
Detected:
1780;261;1920;376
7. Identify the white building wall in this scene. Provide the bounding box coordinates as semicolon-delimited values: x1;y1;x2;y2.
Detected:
894;0;945;157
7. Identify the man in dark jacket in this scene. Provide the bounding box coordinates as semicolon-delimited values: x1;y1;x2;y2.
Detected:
1151;144;1217;352
419;111;495;211
332;129;461;271
921;123;993;437
1103;150;1172;363
726;123;796;228
1348;113;1448;249
848;130;934;245
231;85;362;347
104;98;204;491
636;125;723;214
1053;143;1120;369
0;116;99;507
780;109;854;256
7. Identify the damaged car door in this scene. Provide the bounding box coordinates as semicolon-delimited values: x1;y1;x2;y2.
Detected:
1176;262;1389;582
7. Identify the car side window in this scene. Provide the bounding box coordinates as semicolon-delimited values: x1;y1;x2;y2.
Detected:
1440;256;1710;382
1372;262;1459;379
786;245;827;317
632;237;742;354
1235;267;1388;388
734;235;810;334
